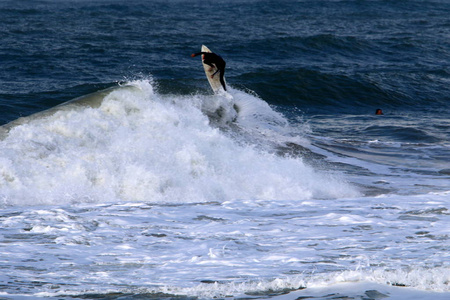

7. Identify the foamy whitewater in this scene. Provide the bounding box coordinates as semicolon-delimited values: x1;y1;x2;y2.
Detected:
0;80;449;299
0;80;354;206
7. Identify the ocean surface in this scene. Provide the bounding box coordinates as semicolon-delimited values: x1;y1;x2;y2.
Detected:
0;0;449;299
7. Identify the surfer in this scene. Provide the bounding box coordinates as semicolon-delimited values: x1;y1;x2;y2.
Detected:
191;51;227;91
375;108;383;115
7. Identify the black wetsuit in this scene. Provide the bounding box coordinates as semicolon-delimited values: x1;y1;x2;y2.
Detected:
192;52;226;91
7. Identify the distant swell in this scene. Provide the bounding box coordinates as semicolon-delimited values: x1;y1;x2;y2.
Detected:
364;125;441;143
236;69;410;114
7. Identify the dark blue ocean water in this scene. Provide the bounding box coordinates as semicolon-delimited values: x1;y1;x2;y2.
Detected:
2;0;449;119
1;0;449;299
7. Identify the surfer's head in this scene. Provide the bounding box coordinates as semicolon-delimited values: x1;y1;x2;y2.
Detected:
375;109;383;115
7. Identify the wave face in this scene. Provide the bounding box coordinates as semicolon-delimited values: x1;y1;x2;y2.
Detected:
0;80;357;206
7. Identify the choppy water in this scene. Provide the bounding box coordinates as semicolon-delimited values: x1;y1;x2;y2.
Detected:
0;1;449;299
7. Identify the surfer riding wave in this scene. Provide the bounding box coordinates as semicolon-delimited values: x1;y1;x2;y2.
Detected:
191;51;227;91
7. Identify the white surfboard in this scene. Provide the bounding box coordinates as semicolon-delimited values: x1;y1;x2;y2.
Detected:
201;45;227;94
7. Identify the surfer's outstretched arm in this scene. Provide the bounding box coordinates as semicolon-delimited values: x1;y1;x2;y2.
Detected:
190;52;208;57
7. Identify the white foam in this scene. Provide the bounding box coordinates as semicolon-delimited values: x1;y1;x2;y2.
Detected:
0;79;358;207
167;267;450;299
1;190;449;298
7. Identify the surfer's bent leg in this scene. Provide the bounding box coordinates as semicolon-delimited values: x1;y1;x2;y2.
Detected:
219;72;226;91
219;61;226;91
212;68;220;78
